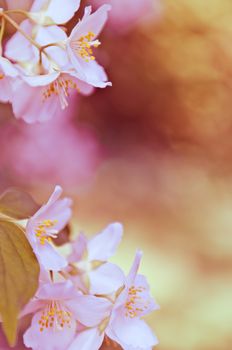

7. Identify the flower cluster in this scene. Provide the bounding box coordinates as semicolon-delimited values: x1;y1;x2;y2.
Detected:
0;0;111;123
21;186;159;350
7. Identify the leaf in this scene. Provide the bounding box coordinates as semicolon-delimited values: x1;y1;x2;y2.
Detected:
0;221;40;346
0;188;39;220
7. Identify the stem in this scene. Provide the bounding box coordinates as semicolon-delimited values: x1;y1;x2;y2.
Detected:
4;9;29;17
2;12;41;50
0;16;5;50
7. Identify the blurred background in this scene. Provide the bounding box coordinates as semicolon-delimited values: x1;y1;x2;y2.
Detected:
0;0;232;349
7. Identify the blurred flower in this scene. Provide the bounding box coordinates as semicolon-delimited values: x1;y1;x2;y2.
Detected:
0;99;102;188
68;223;125;294
26;185;72;271
90;0;162;33
5;0;33;11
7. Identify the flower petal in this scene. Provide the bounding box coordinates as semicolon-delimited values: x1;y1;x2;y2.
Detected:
37;281;78;300
68;328;104;350
11;79;60;123
69;5;111;42
89;262;125;295
65;295;112;327
68;233;88;263
5;20;34;62
20;299;45;318
126;250;143;286
23;310;76;350
32;0;80;24
87;222;123;261
107;316;158;349
34;241;67;271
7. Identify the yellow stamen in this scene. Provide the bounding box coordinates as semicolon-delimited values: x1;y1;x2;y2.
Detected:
125;285;148;318
71;31;101;63
35;219;58;245
42;77;79;109
38;301;72;332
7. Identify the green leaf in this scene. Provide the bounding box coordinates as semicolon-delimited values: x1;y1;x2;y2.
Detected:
0;221;40;346
0;188;39;220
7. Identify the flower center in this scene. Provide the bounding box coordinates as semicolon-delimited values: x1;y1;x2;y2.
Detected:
125;286;148;318
38;301;72;332
0;73;4;80
71;32;101;62
42;77;79;109
35;219;58;245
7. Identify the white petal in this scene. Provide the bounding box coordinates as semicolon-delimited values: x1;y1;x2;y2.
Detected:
65;295;112;327
35;242;67;271
68;328;104;350
89;262;125;295
24;310;76;350
108;316;158;349
88;222;123;261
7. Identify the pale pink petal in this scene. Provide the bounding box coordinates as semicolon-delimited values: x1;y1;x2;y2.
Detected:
0;78;13;103
68;233;88;263
68;328;104;350
89;262;125;295
126;250;143;286
32;0;80;24
23;310;76;350
32;197;72;232
5;20;34;62
68;74;95;95
37;281;78;300
0;57;18;77
20;299;45;318
22;72;60;87
65;295;112;327
70;59;111;88
34;241;67;271
35;25;69;68
69;5;111;42
88;222;123;261
107;316;158;349
11;79;60;123
134;274;160;315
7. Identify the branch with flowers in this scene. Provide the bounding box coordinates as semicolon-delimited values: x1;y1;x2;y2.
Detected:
0;0;111;123
0;186;159;349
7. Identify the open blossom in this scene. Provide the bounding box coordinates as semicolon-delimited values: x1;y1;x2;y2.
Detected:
0;106;102;188
68;223;125;294
11;69;93;123
22;280;112;350
0;57;18;103
67;5;112;88
26;185;72;271
68;251;159;350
